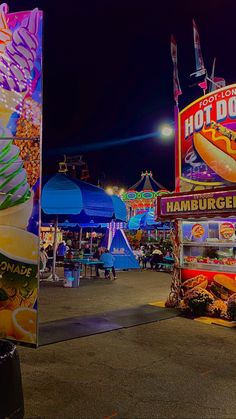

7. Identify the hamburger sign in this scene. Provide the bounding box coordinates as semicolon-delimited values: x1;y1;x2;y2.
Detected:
177;84;236;192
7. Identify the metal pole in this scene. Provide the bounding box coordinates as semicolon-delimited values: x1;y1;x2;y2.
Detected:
90;228;93;253
79;227;83;249
52;215;58;281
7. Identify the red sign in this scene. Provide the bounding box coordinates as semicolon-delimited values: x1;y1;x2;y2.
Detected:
176;84;236;192
181;268;236;285
220;222;235;239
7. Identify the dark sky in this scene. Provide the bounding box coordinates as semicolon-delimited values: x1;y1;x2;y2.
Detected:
8;0;236;190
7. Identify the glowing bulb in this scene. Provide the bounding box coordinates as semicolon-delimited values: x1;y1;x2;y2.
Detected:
106;187;114;195
161;125;174;137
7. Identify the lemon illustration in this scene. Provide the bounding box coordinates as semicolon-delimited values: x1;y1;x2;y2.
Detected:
0;309;14;337
12;307;37;342
0;226;38;310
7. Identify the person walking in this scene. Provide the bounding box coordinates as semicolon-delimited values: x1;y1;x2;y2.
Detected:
99;249;117;280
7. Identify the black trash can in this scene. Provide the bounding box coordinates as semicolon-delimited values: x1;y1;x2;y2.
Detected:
0;340;24;419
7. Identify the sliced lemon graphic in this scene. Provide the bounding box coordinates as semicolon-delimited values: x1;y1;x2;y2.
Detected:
12;307;37;342
0;309;14;337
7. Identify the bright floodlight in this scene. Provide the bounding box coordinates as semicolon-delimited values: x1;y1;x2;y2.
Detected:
161;125;174;137
106;187;114;195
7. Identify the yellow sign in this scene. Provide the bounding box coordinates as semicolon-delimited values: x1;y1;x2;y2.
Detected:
160;190;236;216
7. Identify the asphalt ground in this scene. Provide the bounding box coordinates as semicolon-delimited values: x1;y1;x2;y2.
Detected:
38;269;171;323
18;270;236;419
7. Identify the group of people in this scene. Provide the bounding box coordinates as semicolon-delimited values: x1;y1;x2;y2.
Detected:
133;243;172;271
40;241;117;280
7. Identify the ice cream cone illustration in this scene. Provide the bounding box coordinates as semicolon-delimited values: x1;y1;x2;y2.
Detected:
0;8;40;228
0;125;33;228
0;7;39;127
0;90;25;127
0;3;12;54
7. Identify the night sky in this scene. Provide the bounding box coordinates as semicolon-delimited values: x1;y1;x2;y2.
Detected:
7;0;236;190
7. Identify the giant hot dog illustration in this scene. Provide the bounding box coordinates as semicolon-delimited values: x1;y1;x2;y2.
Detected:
193;121;236;183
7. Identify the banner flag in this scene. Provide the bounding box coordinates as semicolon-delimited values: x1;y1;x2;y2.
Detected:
209;58;226;91
170;35;182;104
192;19;206;77
198;80;207;91
213;77;226;89
209;57;216;91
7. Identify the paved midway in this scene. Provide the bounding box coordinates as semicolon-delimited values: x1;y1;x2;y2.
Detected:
19;271;236;418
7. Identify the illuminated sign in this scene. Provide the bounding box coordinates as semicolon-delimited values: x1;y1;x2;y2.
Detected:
160;189;236;216
176;84;236;192
123;190;170;201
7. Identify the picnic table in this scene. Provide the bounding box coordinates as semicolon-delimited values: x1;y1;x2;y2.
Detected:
64;258;104;278
157;256;174;272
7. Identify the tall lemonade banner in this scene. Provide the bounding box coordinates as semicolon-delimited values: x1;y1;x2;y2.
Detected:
0;4;42;347
176;83;236;192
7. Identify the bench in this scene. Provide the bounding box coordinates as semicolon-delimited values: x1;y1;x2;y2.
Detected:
155;262;174;272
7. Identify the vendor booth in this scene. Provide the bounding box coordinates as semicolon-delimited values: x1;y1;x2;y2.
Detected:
157;84;236;322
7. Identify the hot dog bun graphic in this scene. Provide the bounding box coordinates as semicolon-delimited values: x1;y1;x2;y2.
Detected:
193;121;236;182
182;274;208;290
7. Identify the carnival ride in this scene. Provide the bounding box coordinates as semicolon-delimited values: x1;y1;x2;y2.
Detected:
122;171;170;217
122;171;172;246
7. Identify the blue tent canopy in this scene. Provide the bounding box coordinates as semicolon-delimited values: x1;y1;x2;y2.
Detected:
42;173;127;223
128;210;171;231
42;174;84;214
109;229;139;269
140;210;158;229
110;195;127;222
57;221;108;231
127;213;145;230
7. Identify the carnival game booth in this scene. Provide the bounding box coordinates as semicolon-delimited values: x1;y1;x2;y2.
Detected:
157;83;236;322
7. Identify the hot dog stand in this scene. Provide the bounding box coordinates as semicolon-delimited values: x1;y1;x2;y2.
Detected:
157;84;236;321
